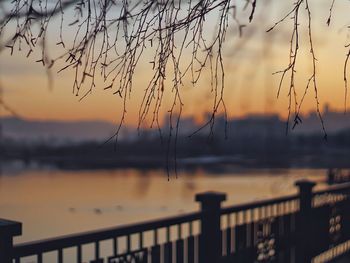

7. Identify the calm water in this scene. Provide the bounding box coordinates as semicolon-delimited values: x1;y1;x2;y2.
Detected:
0;166;327;244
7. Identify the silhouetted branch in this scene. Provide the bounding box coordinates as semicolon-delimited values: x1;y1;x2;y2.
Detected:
2;0;350;150
268;0;327;139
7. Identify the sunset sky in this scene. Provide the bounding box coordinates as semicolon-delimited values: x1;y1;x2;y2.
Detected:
1;0;349;126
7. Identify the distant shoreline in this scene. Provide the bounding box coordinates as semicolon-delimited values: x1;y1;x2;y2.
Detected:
2;153;350;173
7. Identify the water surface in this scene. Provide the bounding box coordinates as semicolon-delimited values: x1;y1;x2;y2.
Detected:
0;166;327;243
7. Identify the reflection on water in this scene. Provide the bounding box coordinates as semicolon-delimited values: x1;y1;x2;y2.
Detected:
0;165;327;243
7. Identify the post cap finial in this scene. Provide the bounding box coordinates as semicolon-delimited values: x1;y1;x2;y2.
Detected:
0;219;22;236
195;191;227;203
295;179;316;190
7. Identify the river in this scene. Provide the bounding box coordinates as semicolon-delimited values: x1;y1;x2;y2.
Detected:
0;165;327;244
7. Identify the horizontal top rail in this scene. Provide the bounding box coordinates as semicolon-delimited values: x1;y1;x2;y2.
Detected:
220;193;299;215
13;211;202;257
312;182;350;196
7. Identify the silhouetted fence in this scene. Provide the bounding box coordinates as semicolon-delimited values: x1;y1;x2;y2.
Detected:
327;169;350;185
1;180;350;263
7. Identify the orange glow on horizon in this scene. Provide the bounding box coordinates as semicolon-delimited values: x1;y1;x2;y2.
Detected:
1;1;349;126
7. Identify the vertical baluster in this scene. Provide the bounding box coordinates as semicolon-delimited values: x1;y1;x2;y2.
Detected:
154;229;158;246
251;209;257;251
127;235;131;252
151;229;160;263
232;212;238;253
77;245;82;263
58;249;63;263
226;215;231;256
166;227;171;243
164;227;172;263
37;253;42;263
113;237;118;256
14;258;20;263
187;222;195;263
176;224;184;263
243;210;250;251
95;241;100;260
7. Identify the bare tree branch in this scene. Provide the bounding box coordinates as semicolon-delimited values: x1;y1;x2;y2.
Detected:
1;0;350;156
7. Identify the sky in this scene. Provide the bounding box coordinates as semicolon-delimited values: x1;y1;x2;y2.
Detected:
1;0;350;126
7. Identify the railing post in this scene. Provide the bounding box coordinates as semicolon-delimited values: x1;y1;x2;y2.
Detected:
327;169;335;185
196;192;226;263
0;219;22;263
295;180;316;263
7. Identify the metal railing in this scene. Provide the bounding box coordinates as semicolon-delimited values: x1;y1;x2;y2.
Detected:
5;211;202;263
327;169;350;185
220;193;299;262
1;180;350;263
